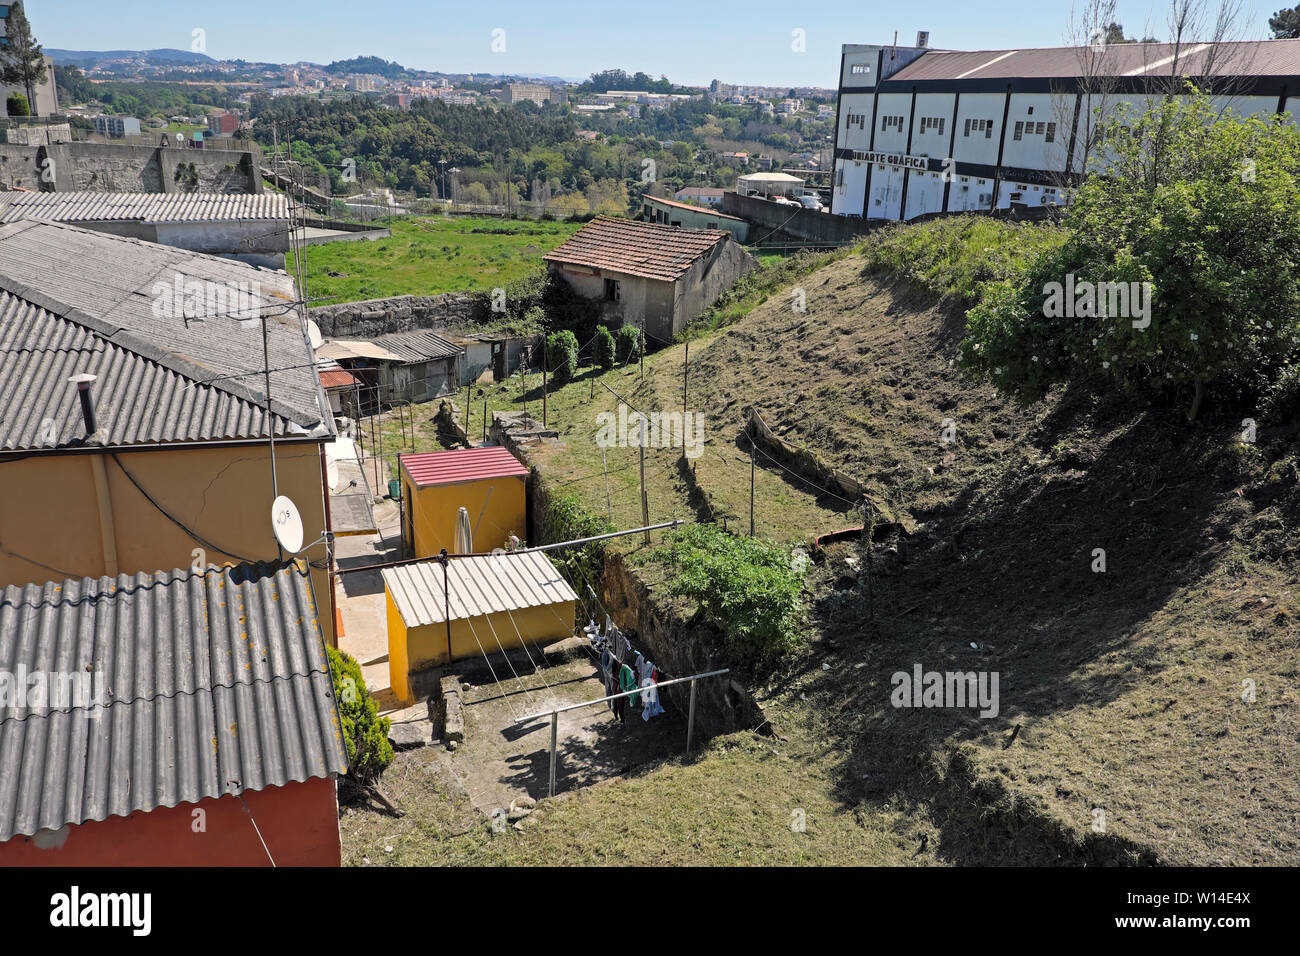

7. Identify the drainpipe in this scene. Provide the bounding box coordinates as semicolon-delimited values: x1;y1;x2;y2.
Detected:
71;373;119;577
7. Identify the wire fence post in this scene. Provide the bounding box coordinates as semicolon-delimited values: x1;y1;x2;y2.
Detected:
686;678;698;755
465;383;470;437
482;398;488;443
639;414;650;545
681;340;689;463
749;443;756;537
549;711;559;797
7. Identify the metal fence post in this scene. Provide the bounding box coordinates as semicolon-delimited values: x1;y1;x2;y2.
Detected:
549;711;558;797
686;679;698;755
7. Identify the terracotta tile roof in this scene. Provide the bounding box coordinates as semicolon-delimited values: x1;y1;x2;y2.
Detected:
542;216;729;282
645;195;746;222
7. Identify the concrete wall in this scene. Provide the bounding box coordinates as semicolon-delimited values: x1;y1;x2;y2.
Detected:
0;142;261;193
309;293;488;338
723;190;879;245
0;776;341;866
0;441;334;645
671;239;757;337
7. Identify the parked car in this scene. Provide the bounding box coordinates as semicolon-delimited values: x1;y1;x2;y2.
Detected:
798;195;825;212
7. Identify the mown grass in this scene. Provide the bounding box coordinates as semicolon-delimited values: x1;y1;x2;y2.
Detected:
297;216;581;305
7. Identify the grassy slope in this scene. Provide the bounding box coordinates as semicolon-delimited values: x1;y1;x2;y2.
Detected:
343;233;1298;867
296;216;580;305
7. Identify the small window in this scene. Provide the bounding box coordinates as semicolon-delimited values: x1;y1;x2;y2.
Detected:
1013;122;1024;141
1027;106;1034;116
604;278;621;301
964;118;971;136
1045;122;1057;143
1036;122;1046;135
985;122;993;139
938;118;945;135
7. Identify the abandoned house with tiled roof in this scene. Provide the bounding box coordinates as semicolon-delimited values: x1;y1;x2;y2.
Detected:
542;216;756;343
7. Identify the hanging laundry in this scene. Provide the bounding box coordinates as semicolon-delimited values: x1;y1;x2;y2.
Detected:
637;657;653;684
641;677;664;721
620;662;639;708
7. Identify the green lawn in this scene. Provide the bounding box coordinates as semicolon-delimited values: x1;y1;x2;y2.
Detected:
296;216;581;305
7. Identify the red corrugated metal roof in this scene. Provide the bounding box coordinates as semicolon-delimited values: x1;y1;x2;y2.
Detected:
401;446;529;487
318;369;360;389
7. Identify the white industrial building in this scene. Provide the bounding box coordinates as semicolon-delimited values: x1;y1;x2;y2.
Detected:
830;36;1300;221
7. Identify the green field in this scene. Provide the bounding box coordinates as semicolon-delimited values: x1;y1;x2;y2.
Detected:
295;216;581;305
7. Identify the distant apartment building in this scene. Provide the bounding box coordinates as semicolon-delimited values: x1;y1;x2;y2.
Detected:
383;92;411;109
207;110;240;135
347;74;380;92
674;186;725;208
92;114;141;138
500;83;567;106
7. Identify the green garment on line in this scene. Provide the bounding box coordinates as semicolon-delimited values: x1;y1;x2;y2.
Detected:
619;664;639;707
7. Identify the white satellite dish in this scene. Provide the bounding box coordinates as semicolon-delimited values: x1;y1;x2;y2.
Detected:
326;457;340;491
306;319;323;350
271;495;304;553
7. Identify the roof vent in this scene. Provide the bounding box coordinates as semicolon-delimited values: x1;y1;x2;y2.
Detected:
69;372;98;438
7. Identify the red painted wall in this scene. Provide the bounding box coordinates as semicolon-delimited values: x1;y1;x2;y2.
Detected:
0;776;341;867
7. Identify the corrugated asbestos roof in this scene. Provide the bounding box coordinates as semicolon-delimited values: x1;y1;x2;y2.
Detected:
543;216;729;282
382;551;578;628
0;562;348;843
646;194;747;223
887;38;1300;82
0;191;291;224
400;445;529;487
372;329;463;363
0;220;331;451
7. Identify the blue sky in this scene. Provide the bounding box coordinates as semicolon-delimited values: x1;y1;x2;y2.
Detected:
32;0;1284;87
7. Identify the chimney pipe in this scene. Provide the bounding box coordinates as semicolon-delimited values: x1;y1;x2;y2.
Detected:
69;373;98;438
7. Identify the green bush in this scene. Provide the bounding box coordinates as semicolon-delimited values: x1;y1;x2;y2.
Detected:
327;645;393;783
546;328;579;385
646;523;806;667
959;89;1300;421
594;324;616;370
6;93;29;117
615;324;643;364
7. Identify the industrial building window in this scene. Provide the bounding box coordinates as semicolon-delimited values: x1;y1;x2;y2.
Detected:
836;166;844;187
851;63;871;74
1027;106;1034;116
938;118;945;135
1036;122;1046;135
985;121;993;139
964;118;971;136
1014;122;1024;141
1045;122;1057;142
604;278;621;301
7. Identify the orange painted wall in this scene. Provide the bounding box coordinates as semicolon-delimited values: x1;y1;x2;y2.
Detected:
0;441;334;644
0;776;341;867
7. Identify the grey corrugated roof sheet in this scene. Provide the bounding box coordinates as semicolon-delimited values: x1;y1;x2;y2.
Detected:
0;220;331;451
372;329;464;363
888;38;1300;82
0;562;348;843
0;191;291;225
383;552;578;628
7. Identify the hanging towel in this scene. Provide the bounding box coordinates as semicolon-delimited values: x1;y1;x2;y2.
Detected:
641;677;664;721
620;663;639;707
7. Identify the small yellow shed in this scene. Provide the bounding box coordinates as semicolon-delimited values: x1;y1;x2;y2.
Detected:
399;446;530;557
382;551;578;704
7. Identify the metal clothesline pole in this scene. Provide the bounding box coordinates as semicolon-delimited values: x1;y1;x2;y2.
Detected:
514;667;731;797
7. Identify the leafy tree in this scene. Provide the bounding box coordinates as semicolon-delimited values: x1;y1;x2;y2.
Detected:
961;90;1300;422
326;645;393;783
546;329;579;385
6;93;29;117
593;325;616;369
1270;5;1300;37
0;3;48;115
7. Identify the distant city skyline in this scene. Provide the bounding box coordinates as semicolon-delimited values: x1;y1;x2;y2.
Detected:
33;0;1284;89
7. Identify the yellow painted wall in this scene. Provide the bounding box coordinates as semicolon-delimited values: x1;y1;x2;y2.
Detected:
0;442;334;644
387;591;574;704
401;470;527;557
